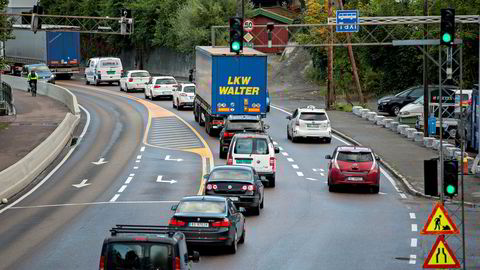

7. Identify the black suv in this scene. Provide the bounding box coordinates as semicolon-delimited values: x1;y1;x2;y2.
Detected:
377;85;458;116
99;225;199;270
219;115;269;159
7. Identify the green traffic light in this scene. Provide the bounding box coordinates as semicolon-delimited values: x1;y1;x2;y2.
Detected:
442;33;452;43
446;185;456;194
231;41;241;51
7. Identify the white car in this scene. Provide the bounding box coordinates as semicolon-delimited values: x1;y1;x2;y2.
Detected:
399;96;424;118
119;70;150;92
226;133;280;187
145;76;178;100
85;57;123;86
286;105;332;143
173;83;196;110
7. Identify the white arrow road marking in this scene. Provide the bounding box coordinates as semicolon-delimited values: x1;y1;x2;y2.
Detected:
72;179;91;188
165;155;183;162
306;178;318;181
156;175;178;184
92;158;108;165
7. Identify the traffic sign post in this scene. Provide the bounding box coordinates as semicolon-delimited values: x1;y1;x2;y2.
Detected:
336;10;359;33
243;19;254;32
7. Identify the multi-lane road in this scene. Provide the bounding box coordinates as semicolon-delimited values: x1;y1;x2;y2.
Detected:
0;80;478;269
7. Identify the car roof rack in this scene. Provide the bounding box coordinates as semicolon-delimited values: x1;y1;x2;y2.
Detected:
110;225;178;237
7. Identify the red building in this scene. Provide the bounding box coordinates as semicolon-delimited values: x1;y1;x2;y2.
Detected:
248;7;296;54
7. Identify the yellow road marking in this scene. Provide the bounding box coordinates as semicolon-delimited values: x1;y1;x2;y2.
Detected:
58;82;214;195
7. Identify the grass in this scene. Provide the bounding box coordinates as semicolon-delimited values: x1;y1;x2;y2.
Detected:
0;123;9;130
335;102;353;112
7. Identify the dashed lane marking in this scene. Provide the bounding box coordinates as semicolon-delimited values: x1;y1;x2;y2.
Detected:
110;194;120;202
129;173;135;177
10;200;180;209
379;192;387;195
287;158;294;162
137;155;142;160
292;164;299;169
140;146;145;152
400;193;407;199
320;173;325;176
306;178;318;181
282;152;289;156
133;166;139;170
118;185;127;193
125;177;133;184
409;254;416;265
409;213;416;219
296;171;304;177
136;160;140;163
411;238;417;247
411;224;418;232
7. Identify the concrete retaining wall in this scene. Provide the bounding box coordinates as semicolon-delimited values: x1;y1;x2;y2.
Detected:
0;75;80;201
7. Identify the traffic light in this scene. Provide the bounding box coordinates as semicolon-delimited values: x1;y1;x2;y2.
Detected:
229;17;243;54
443;160;458;198
440;8;455;46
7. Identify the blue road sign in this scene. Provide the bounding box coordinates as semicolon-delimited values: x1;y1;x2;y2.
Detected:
336;10;359;33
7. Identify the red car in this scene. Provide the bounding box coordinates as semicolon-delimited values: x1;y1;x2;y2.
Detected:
326;146;380;193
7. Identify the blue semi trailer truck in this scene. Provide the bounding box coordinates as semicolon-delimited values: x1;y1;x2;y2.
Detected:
193;46;268;136
4;30;81;78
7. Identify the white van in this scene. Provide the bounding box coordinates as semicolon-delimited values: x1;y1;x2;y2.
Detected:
85;57;123;86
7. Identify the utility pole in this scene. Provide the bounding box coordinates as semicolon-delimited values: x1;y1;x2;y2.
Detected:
423;0;429;137
327;0;334;109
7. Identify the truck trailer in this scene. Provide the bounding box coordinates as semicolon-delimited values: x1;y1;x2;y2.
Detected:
193;46;268;136
4;30;81;78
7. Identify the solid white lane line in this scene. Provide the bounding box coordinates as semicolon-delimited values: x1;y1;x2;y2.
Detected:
125;177;133;184
133;166;139;170
409;213;416;219
0;105;91;215
287;158;294;162
380;168;401;193
11;200;180;209
140;146;145;152
282;152;289;156
118;185;127;193
400;193;407;199
137;155;142;160
411;224;418;232
129;173;135;177
411;238;418;247
409;255;417;265
297;172;304;177
292;164;299;169
110;194;120;202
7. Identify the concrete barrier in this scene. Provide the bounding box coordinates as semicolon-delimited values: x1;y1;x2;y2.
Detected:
352;106;363;116
446;147;460;158
397;124;409;134
375;115;385;125
414;132;424;142
390;122;399;132
441;144;454;156
424;137;435;148
367;112;377;122
433;140;441;150
361;109;371;119
0;75;80;201
383;118;393;127
0;113;79;200
406;128;417;139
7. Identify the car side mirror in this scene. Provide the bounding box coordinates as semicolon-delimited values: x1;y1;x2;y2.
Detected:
286;116;292;120
274;146;280;153
238;207;246;213
171;204;178;211
325;155;332;159
189;251;200;262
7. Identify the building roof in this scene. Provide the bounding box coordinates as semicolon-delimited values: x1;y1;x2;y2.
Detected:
251;7;295;24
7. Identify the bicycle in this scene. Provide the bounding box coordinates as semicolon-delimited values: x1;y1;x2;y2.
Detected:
28;80;37;97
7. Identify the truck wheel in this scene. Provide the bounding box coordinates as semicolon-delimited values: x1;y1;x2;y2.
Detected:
269;175;276;188
219;147;227;159
199;111;205;127
194;105;199;123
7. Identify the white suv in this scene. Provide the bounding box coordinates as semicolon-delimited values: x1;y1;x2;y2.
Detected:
286;105;332;143
226;133;280;187
173;83;196;110
145;76;178;100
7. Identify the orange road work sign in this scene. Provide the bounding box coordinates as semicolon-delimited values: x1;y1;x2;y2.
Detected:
423;235;461;268
421;202;459;235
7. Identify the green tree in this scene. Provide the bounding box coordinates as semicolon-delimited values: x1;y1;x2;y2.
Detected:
0;0;13;69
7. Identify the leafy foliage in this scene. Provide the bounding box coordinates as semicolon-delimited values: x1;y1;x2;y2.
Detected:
0;0;13;69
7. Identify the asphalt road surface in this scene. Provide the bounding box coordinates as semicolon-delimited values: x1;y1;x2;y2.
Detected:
0;79;478;269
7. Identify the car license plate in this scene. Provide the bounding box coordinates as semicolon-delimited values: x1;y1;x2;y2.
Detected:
107;71;115;74
236;159;251;164
189;222;209;228
348;177;363;181
229;197;239;201
307;124;319;128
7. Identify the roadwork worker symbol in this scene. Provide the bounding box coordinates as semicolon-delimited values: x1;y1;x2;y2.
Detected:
421;203;459;235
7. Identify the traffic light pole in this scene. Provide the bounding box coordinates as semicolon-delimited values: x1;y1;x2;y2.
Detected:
439;48;444;204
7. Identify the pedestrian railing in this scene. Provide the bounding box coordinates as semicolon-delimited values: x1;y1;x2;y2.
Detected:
0;81;14;116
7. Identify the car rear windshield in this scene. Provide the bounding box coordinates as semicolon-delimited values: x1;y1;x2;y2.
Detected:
156;78;177;85
226;121;262;131
131;71;150;77
183;86;195;93
100;60;120;67
210;169;252;181
177;201;225;214
234;138;269;155
336;151;373;162
106;242;173;270
299;112;328;121
30;65;49;71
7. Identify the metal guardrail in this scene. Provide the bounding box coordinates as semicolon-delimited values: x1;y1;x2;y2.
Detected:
0;81;13;115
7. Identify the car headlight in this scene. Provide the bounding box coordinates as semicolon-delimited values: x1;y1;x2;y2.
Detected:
51;74;55;78
379;99;390;104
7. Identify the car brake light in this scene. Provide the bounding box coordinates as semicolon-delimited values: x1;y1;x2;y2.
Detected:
169;218;186;227
295;120;300;126
270;157;276;172
224;132;234;138
154;85;161;88
242;185;247;190
212;218;231;227
206;184;212;190
248;184;255;191
212;120;224;125
174;256;181;270
99;256;105;270
213;184;217;190
134;237;147;241
128;78;133;82
227;158;233;165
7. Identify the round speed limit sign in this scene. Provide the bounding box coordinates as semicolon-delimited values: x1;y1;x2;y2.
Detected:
243;20;254;32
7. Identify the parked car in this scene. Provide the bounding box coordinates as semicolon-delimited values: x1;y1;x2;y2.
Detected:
85;57;123;86
286;105;332;143
398;96;424;118
100;225;199;270
119;70;150;92
226;133;279;187
169;196;246;254
219;115;268;158
22;63;55;84
204;165;265;215
173;83;196;110
145;76;178;100
325;146;381;193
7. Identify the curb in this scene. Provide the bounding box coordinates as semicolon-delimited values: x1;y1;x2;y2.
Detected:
332;128;479;208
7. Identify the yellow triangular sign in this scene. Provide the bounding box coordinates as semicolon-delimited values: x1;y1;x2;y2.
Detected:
423;236;461;268
421;202;459;235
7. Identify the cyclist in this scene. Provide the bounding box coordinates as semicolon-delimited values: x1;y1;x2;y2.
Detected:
27;68;38;96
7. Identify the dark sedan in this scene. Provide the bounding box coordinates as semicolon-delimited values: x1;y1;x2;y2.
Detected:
169;196;246;254
204;165;264;215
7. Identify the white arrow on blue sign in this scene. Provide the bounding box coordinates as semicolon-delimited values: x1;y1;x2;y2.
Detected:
336;10;359;33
